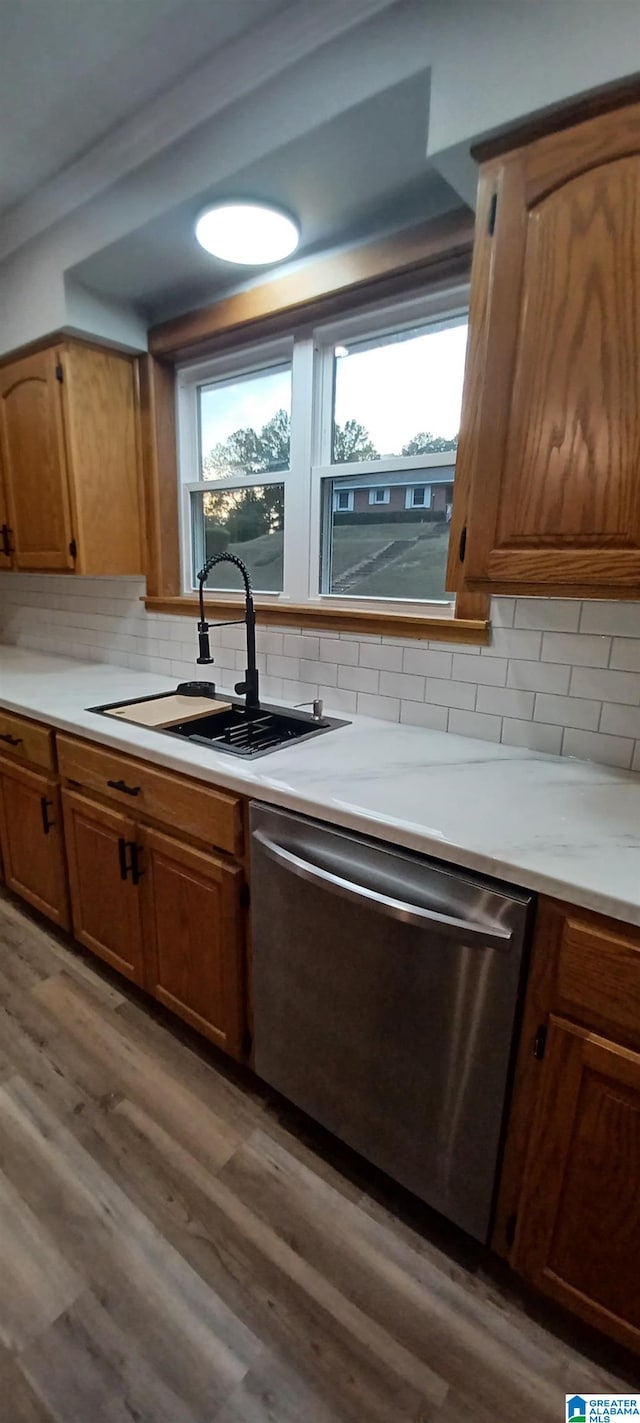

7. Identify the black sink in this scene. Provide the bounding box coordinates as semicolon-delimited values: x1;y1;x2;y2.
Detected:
88;691;348;759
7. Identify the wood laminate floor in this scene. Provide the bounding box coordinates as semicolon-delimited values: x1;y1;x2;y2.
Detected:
0;892;637;1422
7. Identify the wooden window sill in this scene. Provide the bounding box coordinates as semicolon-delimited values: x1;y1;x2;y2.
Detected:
143;595;490;645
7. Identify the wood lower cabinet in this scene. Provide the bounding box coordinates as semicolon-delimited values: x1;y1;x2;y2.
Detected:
60;784;246;1056
496;898;640;1355
141;826;244;1056
61;788;145;985
0;759;69;928
513;1017;640;1351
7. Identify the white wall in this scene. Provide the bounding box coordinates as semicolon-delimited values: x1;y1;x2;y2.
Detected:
2;575;640;774
0;0;429;355
426;0;640;158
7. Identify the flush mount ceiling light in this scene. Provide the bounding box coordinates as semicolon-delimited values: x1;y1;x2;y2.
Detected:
195;201;300;265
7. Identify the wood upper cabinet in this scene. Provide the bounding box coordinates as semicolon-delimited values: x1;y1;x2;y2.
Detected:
0;347;74;570
61;788;145;985
0;339;144;577
0;454;13;570
513;1017;640;1352
140;826;244;1057
449;101;640;596
0;758;69;928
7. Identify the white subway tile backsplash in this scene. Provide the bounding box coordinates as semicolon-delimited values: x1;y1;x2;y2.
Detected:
507;659;571;695
476;686;535;719
541;632;610;666
280;678;319;703
569;666;640;706
501;718;563;755
379;670;424;702
448;708;502;741
514;599;580;632
403;647;453;678
424;677;476;710
400;701;449;731
356;691;400;721
562;728;634;770
579;601;640;637
320;685;357;714
3;578;640;775
338;664;379;694
299;658;337;686
490;598;516;628
610;638;640;672
284;633;320;659
534;693;601;731
453;653;507;686
321;637;358;665
599;703;640;739
482;628;542;660
359;642;403;672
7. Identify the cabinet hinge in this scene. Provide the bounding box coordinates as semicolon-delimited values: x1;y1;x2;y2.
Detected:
505;1212;518;1248
458;525;467;564
240;882;250;909
69;538;77;559
242;1028;253;1058
55;362;64;383
487;192;498;235
533;1024;547;1061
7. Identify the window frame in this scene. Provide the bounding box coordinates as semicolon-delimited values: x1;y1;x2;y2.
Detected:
173;281;485;637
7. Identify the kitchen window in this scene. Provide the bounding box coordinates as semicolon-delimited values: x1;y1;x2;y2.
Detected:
177;287;468;617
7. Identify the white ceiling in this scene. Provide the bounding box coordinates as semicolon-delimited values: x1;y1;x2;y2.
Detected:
0;0;287;218
70;71;461;323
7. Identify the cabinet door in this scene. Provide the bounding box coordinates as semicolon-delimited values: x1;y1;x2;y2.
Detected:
60;344;143;577
514;1015;640;1351
452;103;640;595
61;788;144;985
140;826;244;1058
0;760;69;928
0;347;75;570
0;455;12;570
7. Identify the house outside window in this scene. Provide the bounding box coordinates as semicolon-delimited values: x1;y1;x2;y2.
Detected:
177;287;468;613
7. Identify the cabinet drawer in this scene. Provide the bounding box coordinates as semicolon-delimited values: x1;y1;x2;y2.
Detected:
56;734;242;856
0;709;54;770
557;913;640;1046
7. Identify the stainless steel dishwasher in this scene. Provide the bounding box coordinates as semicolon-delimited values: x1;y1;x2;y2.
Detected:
250;802;532;1242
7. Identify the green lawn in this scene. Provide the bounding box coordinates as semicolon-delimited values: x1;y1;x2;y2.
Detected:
204;520;452;601
332;521;451;600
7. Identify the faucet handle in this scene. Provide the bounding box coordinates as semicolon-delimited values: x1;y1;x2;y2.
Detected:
295;698;324;721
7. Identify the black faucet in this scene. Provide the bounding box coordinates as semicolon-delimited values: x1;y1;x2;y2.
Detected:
196;552;260;712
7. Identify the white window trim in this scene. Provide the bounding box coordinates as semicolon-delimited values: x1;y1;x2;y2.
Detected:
176;284;468;615
334;489;354;512
368;487;390;505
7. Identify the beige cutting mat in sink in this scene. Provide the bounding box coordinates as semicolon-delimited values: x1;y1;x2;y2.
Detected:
104;695;231;729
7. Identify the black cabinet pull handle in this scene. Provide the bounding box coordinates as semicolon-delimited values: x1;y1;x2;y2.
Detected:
129;842;144;885
0;733;22;747
0;524;13;557
107;778;141;797
459;525;467;563
40;796;54;835
118;836;144;884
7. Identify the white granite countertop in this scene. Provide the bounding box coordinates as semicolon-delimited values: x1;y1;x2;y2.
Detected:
1;645;640;927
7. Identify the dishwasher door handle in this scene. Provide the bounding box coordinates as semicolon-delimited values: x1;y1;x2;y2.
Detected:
253;830;513;947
